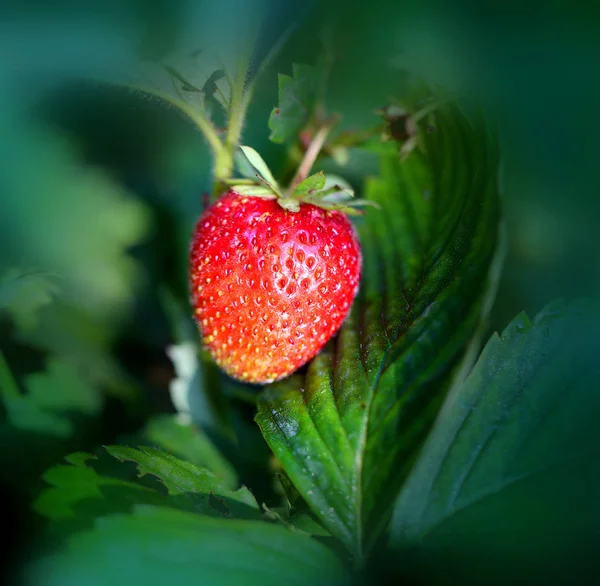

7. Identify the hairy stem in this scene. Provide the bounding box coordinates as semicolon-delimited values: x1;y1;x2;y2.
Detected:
220;49;253;185
136;86;224;157
289;117;338;189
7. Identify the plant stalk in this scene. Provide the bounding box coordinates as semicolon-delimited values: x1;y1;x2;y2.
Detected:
289;117;338;189
137;86;224;159
220;47;253;185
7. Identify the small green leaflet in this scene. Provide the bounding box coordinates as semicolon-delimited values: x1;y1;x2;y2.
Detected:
269;63;319;144
234;148;263;180
106;446;259;518
293;171;327;195
387;300;600;584
34;452;161;522
232;186;278;198
35;446;260;531
26;506;348;586
292;173;374;214
239;146;281;194
277;198;301;212
256;99;501;560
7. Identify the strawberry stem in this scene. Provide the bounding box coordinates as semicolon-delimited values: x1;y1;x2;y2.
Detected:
141;87;224;160
289;116;339;190
213;57;251;190
225;52;251;163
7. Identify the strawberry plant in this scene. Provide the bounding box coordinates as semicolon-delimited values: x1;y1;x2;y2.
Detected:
1;2;600;586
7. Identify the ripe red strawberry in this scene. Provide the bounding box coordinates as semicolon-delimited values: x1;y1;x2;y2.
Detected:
189;189;362;384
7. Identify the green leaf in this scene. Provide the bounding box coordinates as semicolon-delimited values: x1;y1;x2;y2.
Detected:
277;198;301;212
144;414;238;488
318;186;355;202
26;506;348;586
388;300;600;585
293;171;327;196
232;185;278;198
235;148;263;179
239;146;281;191
0;353;102;439
256;100;502;559
269;64;319;143
289;511;333;537
106;445;259;518
213;74;232;110
0;269;60;330
35;445;260;529
271;473;332;537
34;453;161;523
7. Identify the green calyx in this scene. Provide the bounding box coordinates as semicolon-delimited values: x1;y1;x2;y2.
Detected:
226;145;379;216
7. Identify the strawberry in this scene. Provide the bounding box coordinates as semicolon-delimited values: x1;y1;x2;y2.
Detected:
189;189;362;384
